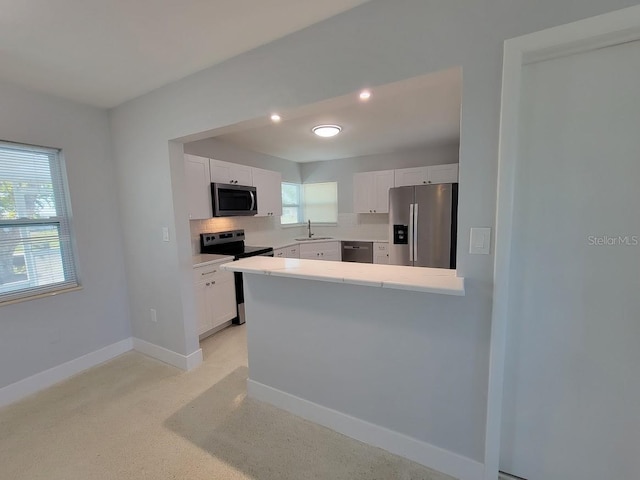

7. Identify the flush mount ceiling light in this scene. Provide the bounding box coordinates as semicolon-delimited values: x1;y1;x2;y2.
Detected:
312;124;342;138
359;90;371;100
270;113;281;122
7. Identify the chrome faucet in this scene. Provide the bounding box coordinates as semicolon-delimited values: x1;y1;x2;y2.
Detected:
307;219;314;239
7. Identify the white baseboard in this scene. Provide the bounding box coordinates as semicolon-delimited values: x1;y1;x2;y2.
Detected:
248;379;484;480
132;338;202;371
0;338;133;409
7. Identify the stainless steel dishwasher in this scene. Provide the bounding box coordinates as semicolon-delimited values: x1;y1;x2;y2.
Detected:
341;241;373;263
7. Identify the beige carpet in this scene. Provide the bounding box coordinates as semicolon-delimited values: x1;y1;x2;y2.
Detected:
0;325;454;480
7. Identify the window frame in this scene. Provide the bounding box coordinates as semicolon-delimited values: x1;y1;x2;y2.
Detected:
0;141;79;304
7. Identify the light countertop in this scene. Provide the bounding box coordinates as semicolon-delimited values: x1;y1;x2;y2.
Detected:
273;238;388;249
221;257;464;296
192;254;234;268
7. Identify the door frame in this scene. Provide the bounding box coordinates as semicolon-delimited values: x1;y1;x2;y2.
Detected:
485;5;640;480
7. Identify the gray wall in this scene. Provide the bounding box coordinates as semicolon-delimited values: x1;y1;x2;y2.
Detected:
108;0;640;465
0;80;131;388
184;138;302;183
301;143;459;212
501;40;640;479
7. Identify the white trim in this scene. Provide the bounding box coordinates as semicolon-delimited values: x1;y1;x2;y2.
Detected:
132;338;202;371
248;379;484;480
486;5;640;480
0;338;133;408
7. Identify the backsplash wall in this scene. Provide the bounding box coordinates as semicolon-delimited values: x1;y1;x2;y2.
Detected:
190;214;389;254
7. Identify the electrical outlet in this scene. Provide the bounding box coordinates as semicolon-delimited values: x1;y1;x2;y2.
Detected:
162;227;170;242
150;308;157;322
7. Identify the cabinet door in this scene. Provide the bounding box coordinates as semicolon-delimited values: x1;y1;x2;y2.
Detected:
323;251;342;261
194;280;211;335
394;166;429;187
427;164;458;184
184;154;211;220
210;159;253;186
252;167;283;217
287;245;299;258
373;242;390;264
353;172;373;213
373;170;395;213
209;270;237;329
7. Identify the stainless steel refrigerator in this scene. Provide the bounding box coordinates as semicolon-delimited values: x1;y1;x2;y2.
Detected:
388;183;458;268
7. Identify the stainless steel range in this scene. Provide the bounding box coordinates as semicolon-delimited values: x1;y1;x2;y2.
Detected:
200;229;273;324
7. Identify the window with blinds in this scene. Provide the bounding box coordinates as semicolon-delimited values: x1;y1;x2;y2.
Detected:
302;182;338;224
0;141;78;303
280;181;338;225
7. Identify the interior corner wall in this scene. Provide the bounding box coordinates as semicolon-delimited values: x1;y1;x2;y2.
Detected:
108;0;640;464
0;80;131;389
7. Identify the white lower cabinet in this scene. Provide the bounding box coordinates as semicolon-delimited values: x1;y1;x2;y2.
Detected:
193;262;237;336
274;245;299;258
299;241;341;261
373;242;389;264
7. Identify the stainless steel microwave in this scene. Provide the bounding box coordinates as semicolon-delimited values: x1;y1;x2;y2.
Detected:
211;183;258;217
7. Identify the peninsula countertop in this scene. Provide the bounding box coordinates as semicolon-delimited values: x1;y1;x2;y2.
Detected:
221;256;465;296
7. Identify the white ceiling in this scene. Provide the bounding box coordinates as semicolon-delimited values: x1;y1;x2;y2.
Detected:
0;0;370;108
208;67;462;162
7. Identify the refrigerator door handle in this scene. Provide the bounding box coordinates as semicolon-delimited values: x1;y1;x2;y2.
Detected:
409;203;414;262
413;203;418;261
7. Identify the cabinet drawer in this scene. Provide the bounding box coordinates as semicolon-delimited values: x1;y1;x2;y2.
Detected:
193;264;225;283
299;241;340;255
374;242;388;252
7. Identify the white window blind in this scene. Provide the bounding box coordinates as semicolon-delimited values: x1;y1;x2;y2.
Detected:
0;141;78;303
302;182;338;223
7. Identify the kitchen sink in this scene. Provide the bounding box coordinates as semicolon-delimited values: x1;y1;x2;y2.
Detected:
295;237;334;241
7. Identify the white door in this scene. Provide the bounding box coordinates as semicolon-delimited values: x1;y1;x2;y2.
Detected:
500;40;640;479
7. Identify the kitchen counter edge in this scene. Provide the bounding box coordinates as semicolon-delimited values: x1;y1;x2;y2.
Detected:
192;254;234;268
221;257;464;296
273;238;389;249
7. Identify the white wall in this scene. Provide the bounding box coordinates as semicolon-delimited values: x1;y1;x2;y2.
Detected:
108;0;640;465
0;80;130;389
500;39;640;479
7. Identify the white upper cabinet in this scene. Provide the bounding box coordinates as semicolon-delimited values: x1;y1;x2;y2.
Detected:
428;163;459;184
353;170;394;213
252;167;282;217
184;154;211;220
394;163;458;187
210;158;253;186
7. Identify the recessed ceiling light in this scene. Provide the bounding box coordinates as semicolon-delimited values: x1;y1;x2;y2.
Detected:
312;124;342;138
270;113;281;122
359;90;371;100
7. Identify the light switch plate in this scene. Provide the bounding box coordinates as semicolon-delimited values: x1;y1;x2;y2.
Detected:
162;227;170;242
470;227;491;254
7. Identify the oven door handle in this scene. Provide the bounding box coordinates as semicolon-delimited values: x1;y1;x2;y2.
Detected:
249;191;256;211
